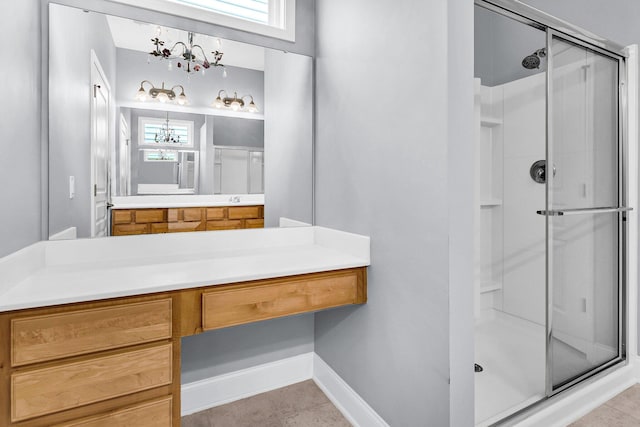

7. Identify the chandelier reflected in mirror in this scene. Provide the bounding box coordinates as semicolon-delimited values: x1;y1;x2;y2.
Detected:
150;30;224;75
155;112;181;144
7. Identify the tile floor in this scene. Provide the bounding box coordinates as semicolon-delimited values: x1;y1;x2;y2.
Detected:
570;384;640;426
181;380;351;427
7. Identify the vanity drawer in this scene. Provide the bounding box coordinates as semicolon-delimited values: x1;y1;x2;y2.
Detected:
228;206;262;220
168;221;205;233
167;208;204;222
54;396;172;427
113;223;148;236
134;209;166;223
206;207;226;220
112;210;133;225
206;220;243;231
12;299;172;366
245;219;264;229
11;343;173;422
202;271;359;330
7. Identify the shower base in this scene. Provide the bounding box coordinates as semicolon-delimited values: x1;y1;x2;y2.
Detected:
475;310;546;426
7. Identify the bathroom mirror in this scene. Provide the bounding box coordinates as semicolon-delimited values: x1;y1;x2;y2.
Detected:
47;3;313;239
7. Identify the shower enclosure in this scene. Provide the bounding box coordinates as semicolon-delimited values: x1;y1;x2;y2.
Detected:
474;1;629;425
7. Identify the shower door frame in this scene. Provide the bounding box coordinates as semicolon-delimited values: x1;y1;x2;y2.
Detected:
544;28;628;397
475;0;631;416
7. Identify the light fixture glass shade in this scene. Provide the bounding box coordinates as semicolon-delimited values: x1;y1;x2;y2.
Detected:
135;87;147;101
247;101;259;113
213;97;224;108
177;92;188;105
157;92;169;103
230;100;241;111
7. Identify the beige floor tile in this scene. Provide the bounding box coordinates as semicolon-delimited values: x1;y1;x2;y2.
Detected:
181;380;349;427
605;384;640;421
282;402;352;427
569;405;640;427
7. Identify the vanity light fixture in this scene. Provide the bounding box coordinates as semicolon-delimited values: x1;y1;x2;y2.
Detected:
150;31;224;75
135;80;188;105
212;90;259;113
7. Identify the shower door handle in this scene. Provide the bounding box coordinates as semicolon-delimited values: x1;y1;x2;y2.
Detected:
536;206;633;216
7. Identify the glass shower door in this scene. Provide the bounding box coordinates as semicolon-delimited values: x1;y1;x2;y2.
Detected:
545;32;626;393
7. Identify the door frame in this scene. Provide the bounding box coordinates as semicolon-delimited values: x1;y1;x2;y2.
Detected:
474;0;637;423
90;50;112;237
544;28;628;396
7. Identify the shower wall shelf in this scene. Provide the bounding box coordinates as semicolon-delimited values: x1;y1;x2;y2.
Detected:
474;78;505;318
480;281;503;294
481;116;503;127
480;199;503;207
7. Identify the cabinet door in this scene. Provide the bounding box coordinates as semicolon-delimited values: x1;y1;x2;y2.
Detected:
12;299;172;367
54;397;172;427
11;344;172;422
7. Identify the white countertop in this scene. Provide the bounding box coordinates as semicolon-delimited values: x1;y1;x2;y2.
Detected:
0;226;370;312
111;194;265;209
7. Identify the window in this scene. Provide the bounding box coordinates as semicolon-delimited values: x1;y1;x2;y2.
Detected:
111;0;295;41
143;149;179;162
138;117;194;147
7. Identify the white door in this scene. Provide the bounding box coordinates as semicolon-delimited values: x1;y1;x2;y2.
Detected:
119;114;130;196
91;53;110;237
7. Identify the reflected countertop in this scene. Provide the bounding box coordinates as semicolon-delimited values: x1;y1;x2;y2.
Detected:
111;194;265;209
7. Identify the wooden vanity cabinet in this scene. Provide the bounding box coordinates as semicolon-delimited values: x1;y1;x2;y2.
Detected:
0;267;367;426
0;296;178;427
111;205;264;236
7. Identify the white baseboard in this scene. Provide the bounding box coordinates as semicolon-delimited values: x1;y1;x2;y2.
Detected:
516;362;639;427
312;354;389;427
181;352;313;416
181;352;388;426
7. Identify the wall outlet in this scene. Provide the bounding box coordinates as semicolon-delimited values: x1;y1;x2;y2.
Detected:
69;176;75;199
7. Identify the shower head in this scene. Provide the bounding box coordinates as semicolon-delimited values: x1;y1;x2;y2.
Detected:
522;48;547;69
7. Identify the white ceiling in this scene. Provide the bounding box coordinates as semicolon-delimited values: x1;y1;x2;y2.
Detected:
106;15;265;71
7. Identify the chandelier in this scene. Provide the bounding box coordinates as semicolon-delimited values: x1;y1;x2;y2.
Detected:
155;112;181;144
135;81;188;105
212;90;259;113
150;31;224;75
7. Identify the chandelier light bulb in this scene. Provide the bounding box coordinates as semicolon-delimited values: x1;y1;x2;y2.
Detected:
222;68;228;78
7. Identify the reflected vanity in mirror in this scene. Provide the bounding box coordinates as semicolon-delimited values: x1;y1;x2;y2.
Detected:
48;3;313;239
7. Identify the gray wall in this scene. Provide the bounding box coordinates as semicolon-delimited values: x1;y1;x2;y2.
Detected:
116;48;264;112
474;6;546;86
182;315;314;383
0;2;42;257
213;116;264;148
313;0;473;424
127;108;205;194
264;50;313;227
49;4;117;238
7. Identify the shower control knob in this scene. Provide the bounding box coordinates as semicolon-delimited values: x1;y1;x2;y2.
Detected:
530;160;555;184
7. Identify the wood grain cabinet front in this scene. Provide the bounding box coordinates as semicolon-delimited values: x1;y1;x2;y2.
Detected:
11;299;172;367
112;205;264;236
53;396;172;427
202;269;366;331
11;343;173;422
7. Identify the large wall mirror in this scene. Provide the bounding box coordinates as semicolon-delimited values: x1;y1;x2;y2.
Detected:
48;3;313;239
